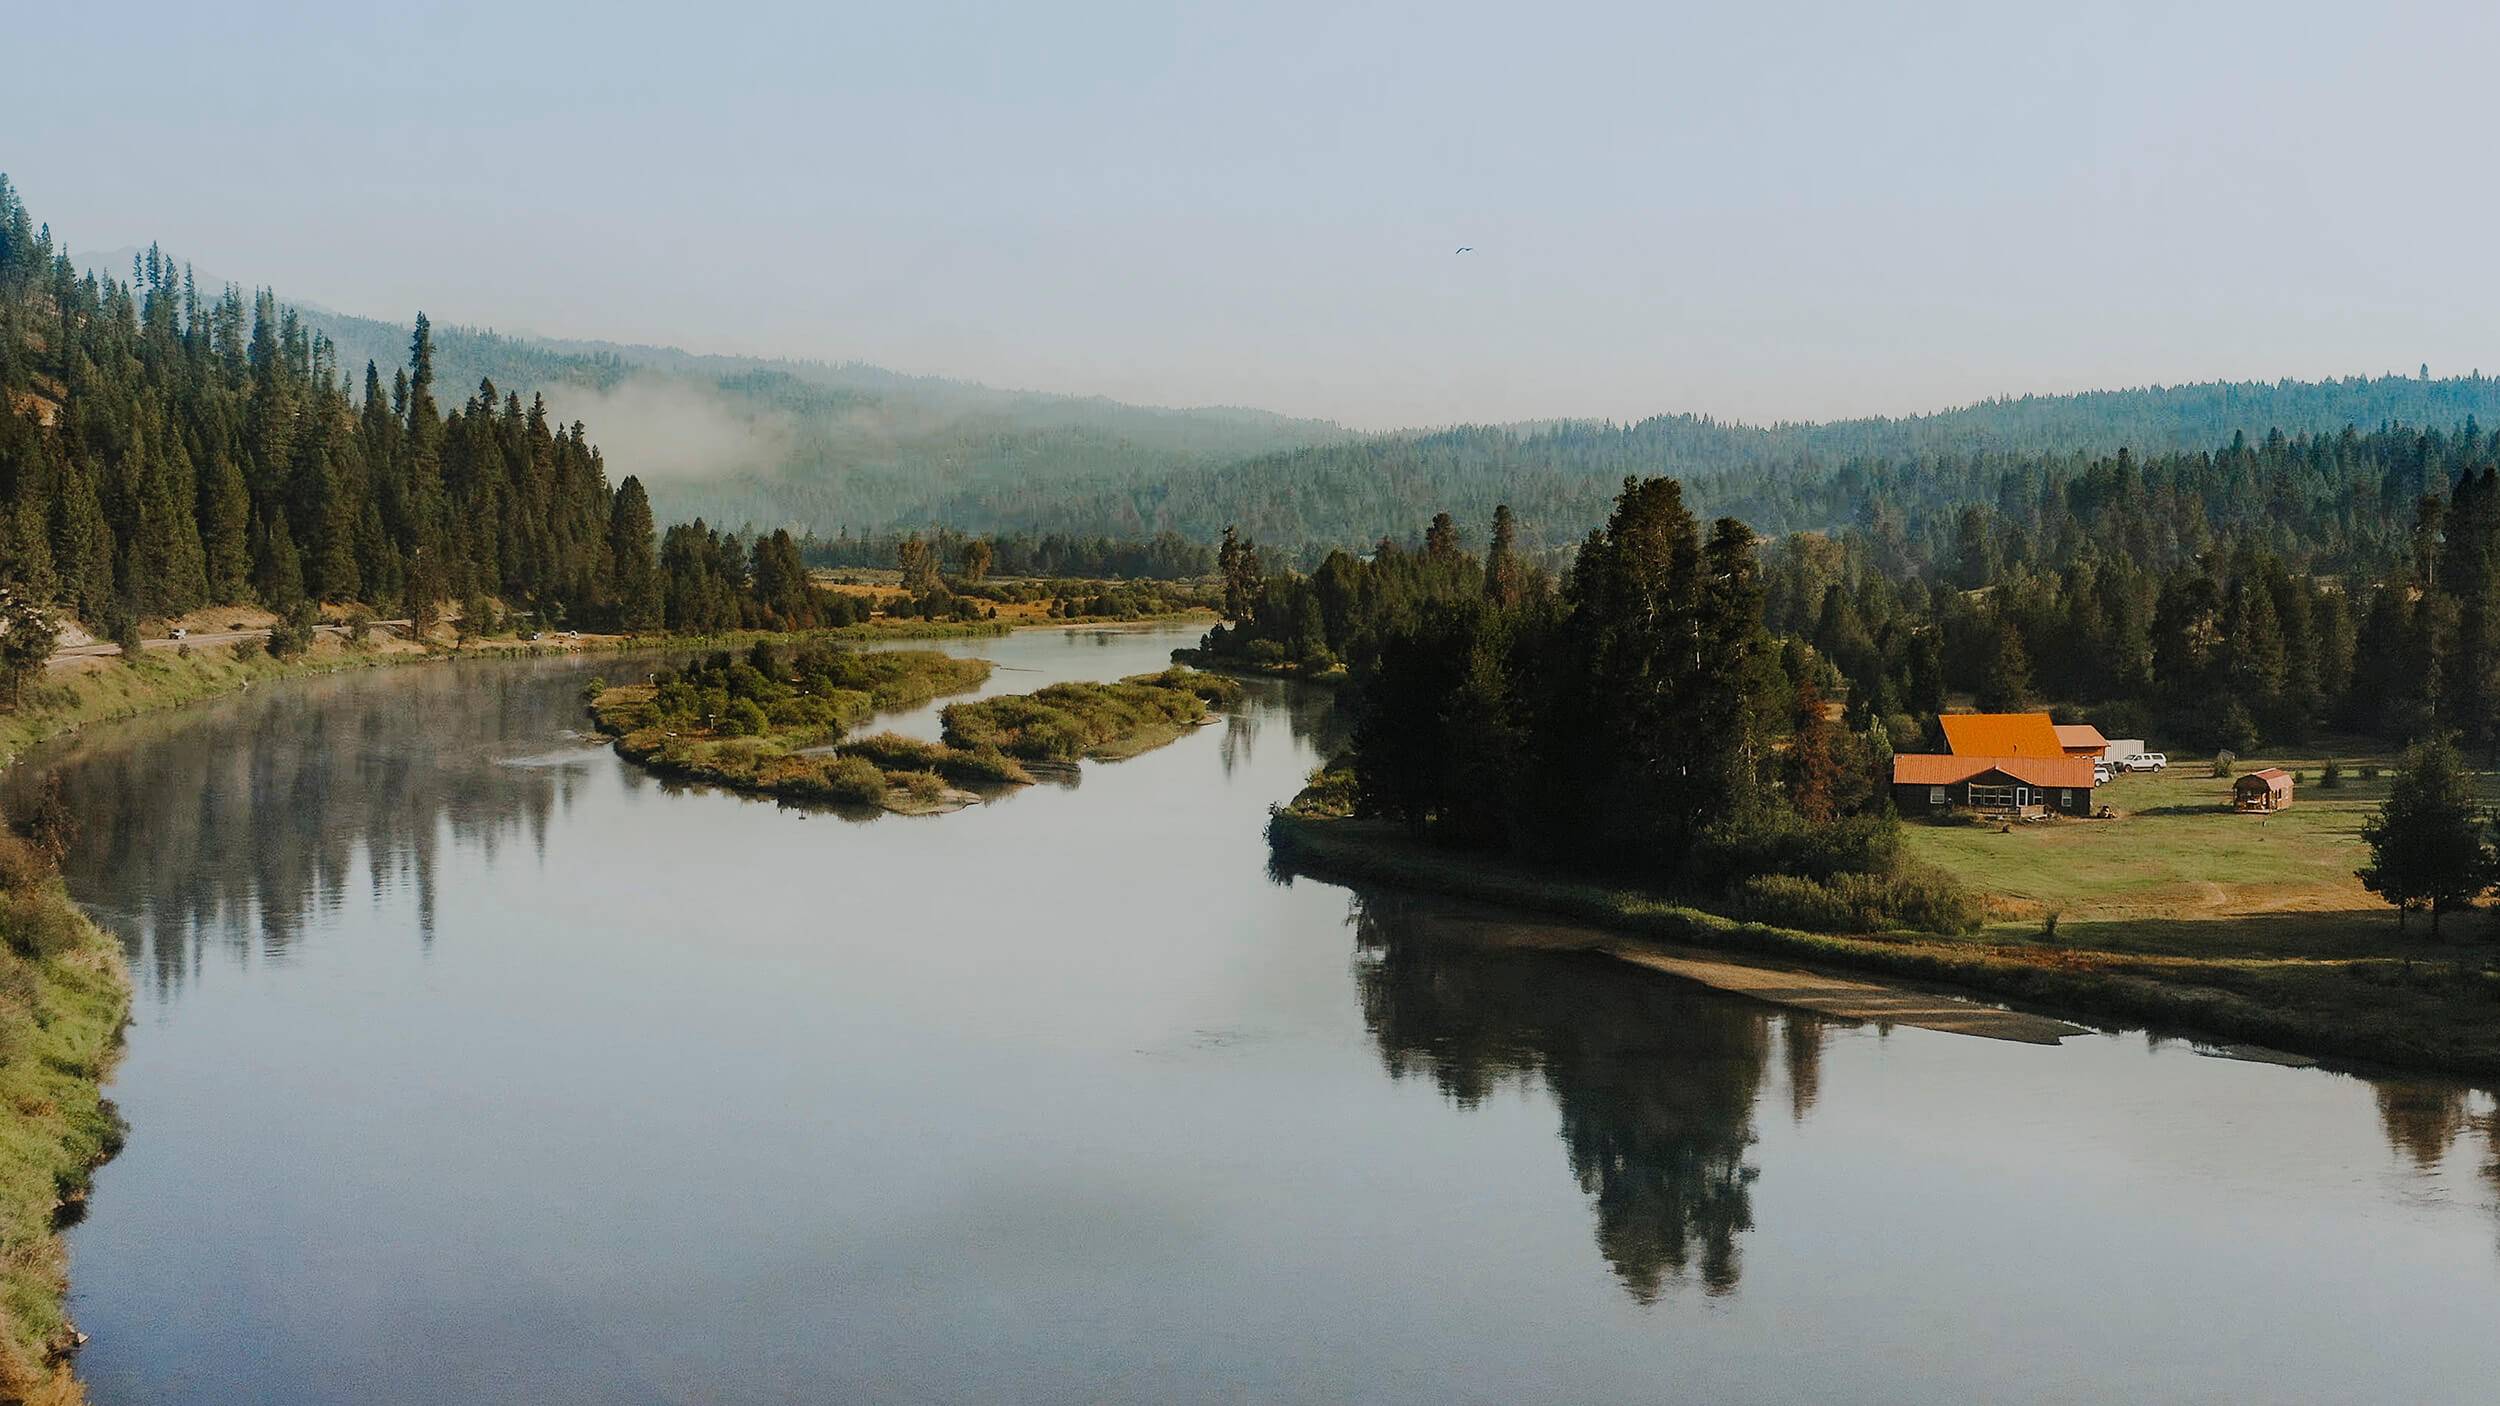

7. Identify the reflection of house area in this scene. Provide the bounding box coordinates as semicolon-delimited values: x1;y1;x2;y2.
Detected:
4;663;596;998
1347;891;1816;1303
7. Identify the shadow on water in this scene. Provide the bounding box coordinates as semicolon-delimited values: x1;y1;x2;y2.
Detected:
1343;886;1830;1303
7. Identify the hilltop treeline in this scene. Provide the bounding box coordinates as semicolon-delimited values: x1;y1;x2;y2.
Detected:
742;380;2500;557
0;176;837;635
1761;423;2500;753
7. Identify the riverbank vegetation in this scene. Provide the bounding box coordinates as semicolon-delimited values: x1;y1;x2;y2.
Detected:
587;642;1000;812
592;650;1236;808
1270;804;2500;1079
940;669;1239;762
0;805;128;1404
1280;690;2500;1076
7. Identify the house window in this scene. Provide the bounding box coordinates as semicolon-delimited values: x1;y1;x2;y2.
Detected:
1929;786;1947;805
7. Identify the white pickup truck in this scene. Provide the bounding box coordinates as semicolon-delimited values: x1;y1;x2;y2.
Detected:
2099;740;2165;773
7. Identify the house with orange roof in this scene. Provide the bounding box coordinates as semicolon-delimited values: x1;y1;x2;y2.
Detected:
1938;712;2065;757
1891;751;2098;817
2052;723;2110;758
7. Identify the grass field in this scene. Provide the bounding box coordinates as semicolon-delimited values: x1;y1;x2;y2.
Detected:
1898;746;2497;958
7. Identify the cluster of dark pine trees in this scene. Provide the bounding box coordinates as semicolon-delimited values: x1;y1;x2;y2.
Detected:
1765;426;2500;753
1222;486;1956;929
0;176;838;641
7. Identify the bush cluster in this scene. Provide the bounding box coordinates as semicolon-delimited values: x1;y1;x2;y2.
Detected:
940;669;1232;761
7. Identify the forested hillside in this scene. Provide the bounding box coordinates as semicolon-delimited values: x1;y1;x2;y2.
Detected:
0;176;855;638
1206;420;2500;770
81;244;2500;561
1002;386;2500;560
78;244;1351;540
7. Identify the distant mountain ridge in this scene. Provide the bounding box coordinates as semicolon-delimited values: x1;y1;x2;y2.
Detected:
79;246;2500;556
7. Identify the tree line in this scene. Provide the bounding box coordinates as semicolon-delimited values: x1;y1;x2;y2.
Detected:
0;175;852;649
1224;486;1961;932
1761;424;2500;755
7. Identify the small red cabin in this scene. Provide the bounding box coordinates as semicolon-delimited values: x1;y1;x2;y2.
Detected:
2233;768;2293;812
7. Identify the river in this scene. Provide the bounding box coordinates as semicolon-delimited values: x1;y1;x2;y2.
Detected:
13;623;2500;1403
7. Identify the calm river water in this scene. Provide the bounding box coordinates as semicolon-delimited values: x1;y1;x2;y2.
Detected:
14;624;2500;1403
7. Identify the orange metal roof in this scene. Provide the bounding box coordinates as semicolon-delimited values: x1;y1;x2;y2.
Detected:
1940;712;2064;757
2053;723;2109;752
1893;753;2098;788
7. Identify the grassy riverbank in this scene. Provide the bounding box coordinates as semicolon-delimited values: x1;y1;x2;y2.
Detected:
941;669;1241;761
1270;808;2500;1079
0;848;128;1404
587;645;1002;813
592;664;1240;811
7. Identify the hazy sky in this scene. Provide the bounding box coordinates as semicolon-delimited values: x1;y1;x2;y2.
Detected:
14;0;2496;429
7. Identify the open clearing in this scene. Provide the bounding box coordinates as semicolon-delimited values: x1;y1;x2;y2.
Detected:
1899;748;2500;957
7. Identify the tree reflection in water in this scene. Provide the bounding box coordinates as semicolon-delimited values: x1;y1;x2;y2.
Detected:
1347;889;1825;1302
4;658;613;999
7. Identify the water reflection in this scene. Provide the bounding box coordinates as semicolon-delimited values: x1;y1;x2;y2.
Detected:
5;658;608;997
1347;889;1799;1301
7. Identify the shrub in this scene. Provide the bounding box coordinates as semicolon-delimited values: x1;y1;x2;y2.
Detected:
720;698;769;737
0;833;51;896
819;755;889;807
230;637;263;662
839;731;951;772
1695;812;1900;888
1298;765;1359;817
1727;865;1978;935
0;891;84;960
2321;759;2344;789
343;605;375;646
890;770;948;803
266;602;318;660
19;774;74;866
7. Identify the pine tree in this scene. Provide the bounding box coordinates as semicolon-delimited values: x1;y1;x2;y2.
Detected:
2359;737;2494;938
255;509;305;610
1786;674;1839;824
607;476;662;631
1977;616;2033;712
198;452;252;601
1485;503;1523;607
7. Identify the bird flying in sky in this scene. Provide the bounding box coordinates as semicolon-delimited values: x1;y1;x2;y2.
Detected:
1455;246;1473;253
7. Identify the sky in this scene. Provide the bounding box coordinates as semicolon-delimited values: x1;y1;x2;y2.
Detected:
12;0;2497;430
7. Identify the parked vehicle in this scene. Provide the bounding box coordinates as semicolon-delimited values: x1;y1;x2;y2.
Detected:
2122;752;2167;773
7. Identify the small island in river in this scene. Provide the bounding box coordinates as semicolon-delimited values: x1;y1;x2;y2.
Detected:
588;638;1239;813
